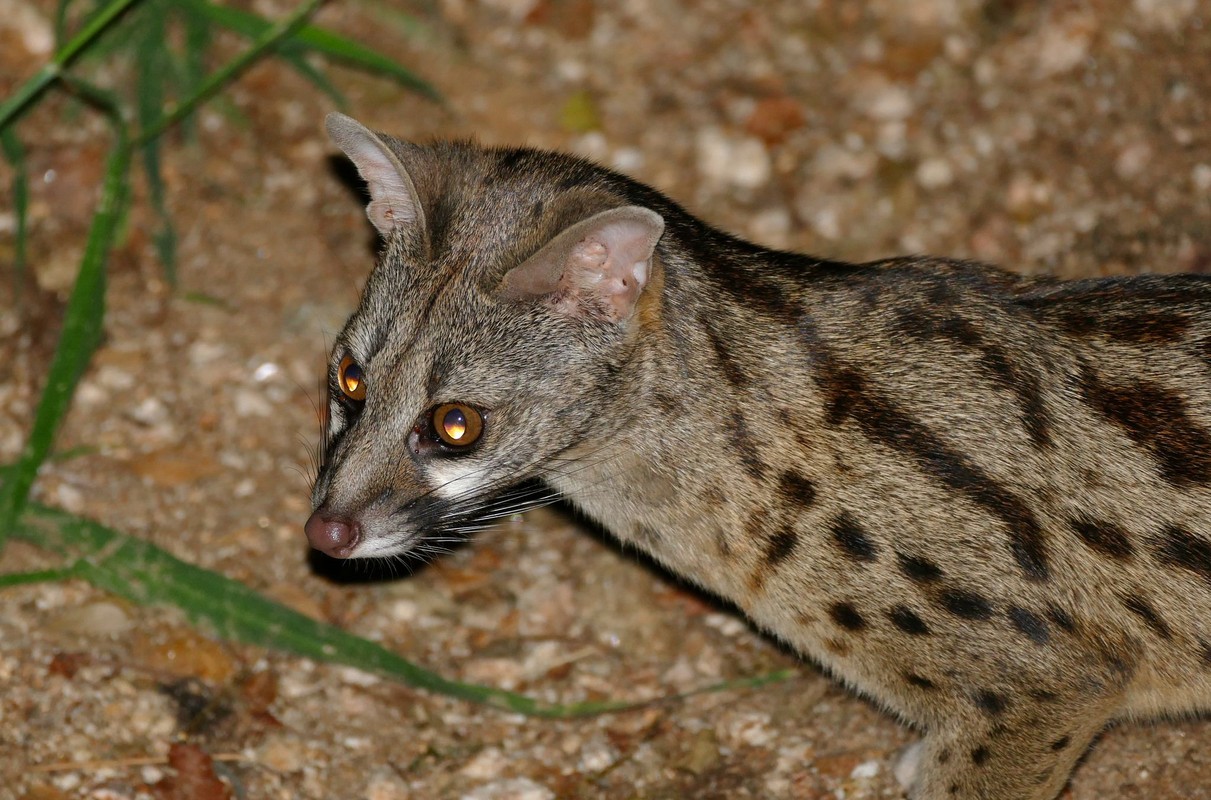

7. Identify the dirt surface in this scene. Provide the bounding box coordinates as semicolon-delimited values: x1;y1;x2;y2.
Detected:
2;0;1211;798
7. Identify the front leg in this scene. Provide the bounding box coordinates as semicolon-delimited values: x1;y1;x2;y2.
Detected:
904;694;1120;800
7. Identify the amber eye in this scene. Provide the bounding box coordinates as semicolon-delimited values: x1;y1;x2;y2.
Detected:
432;403;483;447
337;355;366;402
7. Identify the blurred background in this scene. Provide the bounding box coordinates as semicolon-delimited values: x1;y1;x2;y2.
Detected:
1;1;1209;798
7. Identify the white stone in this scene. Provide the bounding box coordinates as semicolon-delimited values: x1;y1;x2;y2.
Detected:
717;710;775;748
696;128;771;189
749;207;791;249
461;777;554;800
50;601;132;637
858;84;914;121
56;482;85;513
916;157;955;190
129;396;170;426
97;364;136;391
188;341;226;366
1132;0;1198;30
364;769;410;800
1114;141;1153;180
478;0;541;21
233;388;274;418
1192;163;1211;193
577;735;618;772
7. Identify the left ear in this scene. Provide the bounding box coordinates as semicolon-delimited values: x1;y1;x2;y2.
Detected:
498;206;665;323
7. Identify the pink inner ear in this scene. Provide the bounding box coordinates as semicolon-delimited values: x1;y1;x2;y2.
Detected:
560;210;664;321
498;205;665;321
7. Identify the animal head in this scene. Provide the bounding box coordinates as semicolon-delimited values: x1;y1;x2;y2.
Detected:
305;114;665;560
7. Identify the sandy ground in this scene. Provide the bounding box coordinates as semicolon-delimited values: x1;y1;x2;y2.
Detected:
2;0;1211;798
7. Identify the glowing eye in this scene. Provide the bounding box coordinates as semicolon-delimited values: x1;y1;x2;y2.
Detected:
432;403;483;447
337;355;366;402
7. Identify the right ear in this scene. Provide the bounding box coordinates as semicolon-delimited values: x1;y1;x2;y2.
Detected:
325;112;425;238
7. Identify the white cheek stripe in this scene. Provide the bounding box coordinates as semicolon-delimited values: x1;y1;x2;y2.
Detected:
427;460;488;501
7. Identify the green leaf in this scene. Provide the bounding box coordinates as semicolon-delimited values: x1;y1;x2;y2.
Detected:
559;90;600;134
184;0;439;101
0;116;130;547
0;0;143;129
281;51;348;107
12;504;797;716
0;128;29;292
134;8;178;284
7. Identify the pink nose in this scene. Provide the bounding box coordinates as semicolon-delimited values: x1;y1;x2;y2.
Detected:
304;510;362;558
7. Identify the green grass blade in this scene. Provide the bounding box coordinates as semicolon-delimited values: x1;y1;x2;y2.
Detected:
0;565;85;588
0;0;143;129
15;505;616;715
134;0;325;147
281;51;348;107
0;128;30;292
184;0;439;101
179;2;212;138
134;6;178;283
13;504;796;716
287;23;440;101
54;0;73;48
0;113;130;546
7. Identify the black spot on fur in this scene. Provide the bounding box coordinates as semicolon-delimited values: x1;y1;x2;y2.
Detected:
829;602;867;631
830;512;878;562
1030;689;1060;703
1069;515;1135;560
1050;736;1071;752
1120;593;1172;639
1051;308;1193;344
888;605;931;635
897;552;944;583
763;525;800;567
728;411;768;480
1199;640;1211;668
971;746;990;766
1007;606;1050;645
982;349;1052;449
905;672;936;690
776;470;817;508
803;337;1050;580
1047;604;1077;633
705;325;751;389
818;366;863;427
939;588;994;620
694;238;803;321
653;392;679;414
1103;312;1192;344
1153;525;1211;583
974;690;1008;716
895;311;1051;448
1080;369;1211;487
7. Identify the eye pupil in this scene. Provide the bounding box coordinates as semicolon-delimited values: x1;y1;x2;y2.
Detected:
443;408;467;440
337;355;367;401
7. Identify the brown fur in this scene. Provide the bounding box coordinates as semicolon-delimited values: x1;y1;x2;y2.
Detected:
310;114;1211;800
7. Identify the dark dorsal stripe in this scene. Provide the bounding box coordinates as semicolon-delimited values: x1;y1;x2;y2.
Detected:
802;319;1050;581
